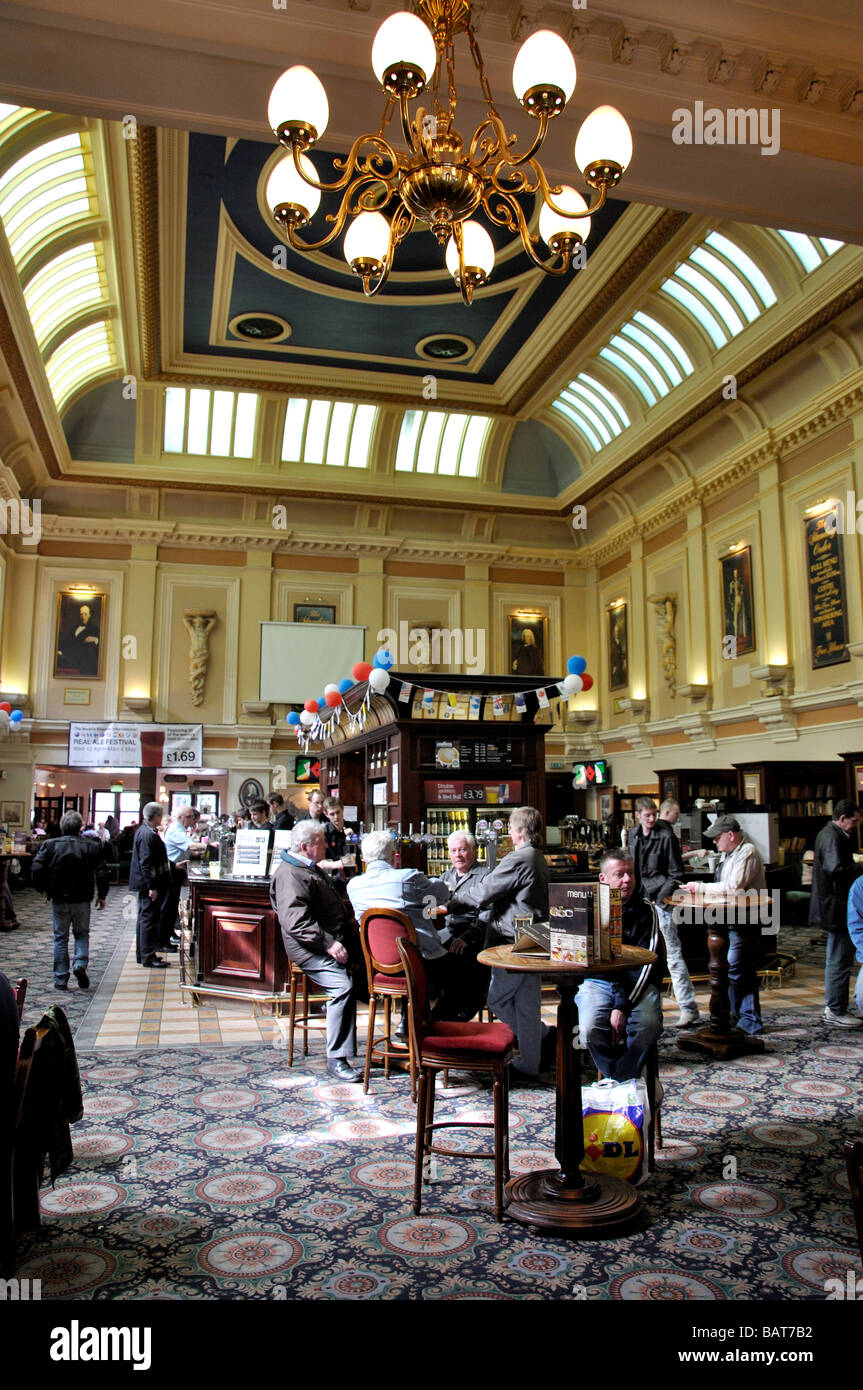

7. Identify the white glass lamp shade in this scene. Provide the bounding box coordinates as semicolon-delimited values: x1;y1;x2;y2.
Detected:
268;66;330;141
344;211;391;267
445;221;495;280
575;105;633;173
372;12;437;87
513;30;576;105
266;152;321;219
539;185;591;245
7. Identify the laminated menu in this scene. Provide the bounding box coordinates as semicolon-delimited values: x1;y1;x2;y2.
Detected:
548;882;622;960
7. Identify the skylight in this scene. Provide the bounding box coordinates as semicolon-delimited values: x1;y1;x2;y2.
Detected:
280;398;376;468
163;387;259;458
776;229;844;273
0;110;120;414
394;409;490;477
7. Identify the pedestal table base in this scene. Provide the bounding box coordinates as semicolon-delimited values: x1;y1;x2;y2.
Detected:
505;1168;644;1235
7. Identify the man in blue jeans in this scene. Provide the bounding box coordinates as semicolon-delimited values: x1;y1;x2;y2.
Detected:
32;809;110;990
576;849;664;1081
809;799;863;1027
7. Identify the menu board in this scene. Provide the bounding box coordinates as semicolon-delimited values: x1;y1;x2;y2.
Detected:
434;739;514;769
805;512;850;668
425;780;522;804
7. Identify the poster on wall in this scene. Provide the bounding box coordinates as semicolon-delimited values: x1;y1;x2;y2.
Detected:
607;603;628;690
68;723;203;768
805;510;850;668
54;591;106;679
719;547;756;657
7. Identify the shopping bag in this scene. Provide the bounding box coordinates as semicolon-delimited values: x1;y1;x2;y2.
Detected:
581;1076;650;1184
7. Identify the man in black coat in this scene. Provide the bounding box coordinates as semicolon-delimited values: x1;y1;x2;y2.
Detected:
809;799;863;1027
627;796;697;1027
32;810;109;990
129;803;172;969
268;793;295;832
270;820;361;1082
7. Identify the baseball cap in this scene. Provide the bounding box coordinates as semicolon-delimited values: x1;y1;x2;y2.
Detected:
705;815;740;838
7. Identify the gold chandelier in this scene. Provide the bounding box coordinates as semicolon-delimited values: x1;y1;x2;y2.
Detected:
265;2;632;304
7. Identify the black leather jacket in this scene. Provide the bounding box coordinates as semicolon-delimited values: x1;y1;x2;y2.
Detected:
627;821;683;906
128;822;171;894
32;834;110;903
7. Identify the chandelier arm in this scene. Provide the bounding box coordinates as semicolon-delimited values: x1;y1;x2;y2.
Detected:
467;117;508;170
532;162;609;219
488;158;540;200
362;202;416;298
398;89;421;155
284;174;394;253
451;219;473;308
288;133;401;194
482;189;572;276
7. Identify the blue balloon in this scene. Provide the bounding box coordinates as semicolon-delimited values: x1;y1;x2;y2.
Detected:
286;711;300;725
9;709;23;723
338;678;353;694
567;654;587;675
373;648;394;670
317;697;326;710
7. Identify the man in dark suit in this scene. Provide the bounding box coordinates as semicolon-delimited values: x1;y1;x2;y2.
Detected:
57;601;100;676
270;820;361;1082
268;793;295;832
810;799;863;1027
129;802;172;969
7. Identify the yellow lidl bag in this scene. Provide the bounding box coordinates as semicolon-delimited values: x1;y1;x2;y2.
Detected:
581;1077;650;1184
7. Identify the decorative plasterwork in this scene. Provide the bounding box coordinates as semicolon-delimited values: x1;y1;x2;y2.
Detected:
125;125;161;381
751;696;798;742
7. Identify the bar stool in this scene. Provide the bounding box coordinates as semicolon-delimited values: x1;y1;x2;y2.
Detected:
278;960;329;1066
397;937;515;1222
359;909;418;1099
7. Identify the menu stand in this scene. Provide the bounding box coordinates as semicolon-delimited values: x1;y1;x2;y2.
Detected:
478;943;656;1236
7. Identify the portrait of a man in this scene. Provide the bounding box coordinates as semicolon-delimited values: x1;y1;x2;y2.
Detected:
55;592;105;679
509;615;546;677
608;603;628;691
720;548;755;657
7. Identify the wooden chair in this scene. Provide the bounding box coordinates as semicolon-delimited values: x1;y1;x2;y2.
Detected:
397;936;515;1222
844;1139;863;1263
359;909;418;1100
279;960;329;1067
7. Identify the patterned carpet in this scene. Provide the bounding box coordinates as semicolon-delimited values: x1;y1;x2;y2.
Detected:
5;889;863;1301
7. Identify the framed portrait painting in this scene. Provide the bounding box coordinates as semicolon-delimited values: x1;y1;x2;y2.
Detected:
508;614;547;678
54;591;106;680
720;547;756;657
293;603;335;624
607;603;628;691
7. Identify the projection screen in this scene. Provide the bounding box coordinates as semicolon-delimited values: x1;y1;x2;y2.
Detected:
259;623;366;704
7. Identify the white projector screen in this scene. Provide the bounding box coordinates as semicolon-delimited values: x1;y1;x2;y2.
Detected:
259;623;366;704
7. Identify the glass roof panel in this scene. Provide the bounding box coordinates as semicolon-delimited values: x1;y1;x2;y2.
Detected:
438;413;469;475
660;279;727;349
776;229;821;272
304;399;331;464
460;416;489;476
609;333;671;396
578;372;631;428
326;401;353;466
632;312;694;374
705;232;777;306
551;399;602;451
675;263;744;336
690;246;760;323
599;346;658;405
618;323;683;386
561;387;613;443
395;409;422;471
416;412;446;473
233;393;258;459
282;397;308;462
347;404;376;468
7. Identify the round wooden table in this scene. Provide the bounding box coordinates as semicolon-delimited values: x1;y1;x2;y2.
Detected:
478;942;656;1237
668;888;766;1061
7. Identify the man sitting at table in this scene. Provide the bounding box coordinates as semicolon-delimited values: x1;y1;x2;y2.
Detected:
435;829;493;1021
575;849;664;1082
347;830;456;1030
703;814;766;1036
270;820;362;1083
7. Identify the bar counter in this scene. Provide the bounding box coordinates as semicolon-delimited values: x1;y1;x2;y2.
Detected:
184;870;288;1005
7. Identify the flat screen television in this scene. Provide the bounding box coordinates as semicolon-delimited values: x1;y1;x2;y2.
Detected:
572;759;610;788
295;756;321;784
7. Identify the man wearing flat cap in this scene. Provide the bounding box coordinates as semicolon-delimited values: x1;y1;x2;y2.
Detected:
705;815;766;1035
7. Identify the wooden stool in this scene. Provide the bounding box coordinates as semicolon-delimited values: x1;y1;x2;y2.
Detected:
278;960;329;1066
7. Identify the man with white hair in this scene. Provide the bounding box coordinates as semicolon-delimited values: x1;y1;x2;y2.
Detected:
270;819;361;1082
347;830;454;1031
703;814;766;1035
129;802;173;970
436;830;493;1020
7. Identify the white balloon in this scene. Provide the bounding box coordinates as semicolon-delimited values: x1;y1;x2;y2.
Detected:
323;683;339;695
368;667;390;692
562;674;583;695
300;710;315;726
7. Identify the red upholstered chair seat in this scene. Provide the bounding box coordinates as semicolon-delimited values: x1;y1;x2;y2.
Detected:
423;1021;515;1056
372;972;406;991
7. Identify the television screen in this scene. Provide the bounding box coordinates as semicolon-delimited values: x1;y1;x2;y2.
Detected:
572;760;610;788
295;756;320;784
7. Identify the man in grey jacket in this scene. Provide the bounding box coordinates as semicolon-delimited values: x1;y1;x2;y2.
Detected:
270;820;361;1081
446;806;553;1081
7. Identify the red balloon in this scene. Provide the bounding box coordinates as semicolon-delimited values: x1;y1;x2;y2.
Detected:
352;661;372;682
325;691;342;707
303;698;319;713
580;673;594;692
0;703;10;714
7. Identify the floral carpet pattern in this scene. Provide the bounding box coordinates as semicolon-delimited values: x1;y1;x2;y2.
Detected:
13;1015;863;1301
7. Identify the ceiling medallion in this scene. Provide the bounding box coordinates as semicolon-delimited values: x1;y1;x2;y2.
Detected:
229;313;291;342
415;333;474;360
265;3;632;305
